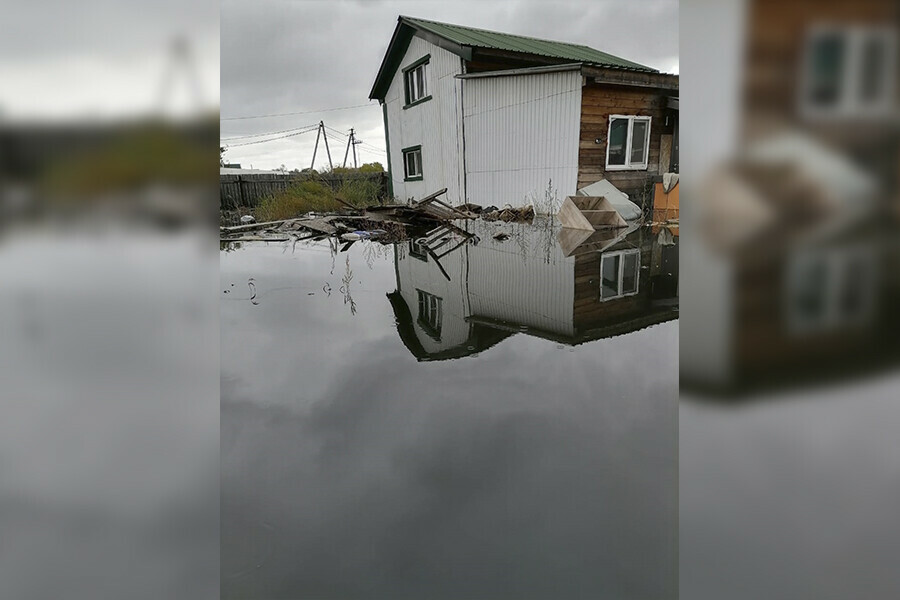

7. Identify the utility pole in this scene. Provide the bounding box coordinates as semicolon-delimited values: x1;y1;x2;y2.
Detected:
310;123;321;171
310;121;334;171
342;128;353;169
321;121;334;171
342;128;364;169
158;35;203;114
352;131;361;169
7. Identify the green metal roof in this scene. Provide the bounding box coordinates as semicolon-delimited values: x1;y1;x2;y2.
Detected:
369;16;658;100
402;16;657;72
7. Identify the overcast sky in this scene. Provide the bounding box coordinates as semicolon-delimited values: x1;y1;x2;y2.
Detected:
221;0;678;171
0;1;219;121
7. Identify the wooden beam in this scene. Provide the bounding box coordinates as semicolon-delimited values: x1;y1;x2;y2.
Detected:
583;66;679;91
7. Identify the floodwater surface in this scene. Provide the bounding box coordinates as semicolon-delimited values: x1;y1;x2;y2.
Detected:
221;220;679;599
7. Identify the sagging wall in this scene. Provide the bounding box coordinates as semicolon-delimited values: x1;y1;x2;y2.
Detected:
462;69;583;209
383;36;464;204
578;84;673;200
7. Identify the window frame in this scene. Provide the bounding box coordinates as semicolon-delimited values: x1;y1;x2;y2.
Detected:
402;145;423;181
799;24;898;120
599;249;641;301
605;115;652;171
402;55;432;109
408;238;428;261
784;244;877;335
415;289;443;340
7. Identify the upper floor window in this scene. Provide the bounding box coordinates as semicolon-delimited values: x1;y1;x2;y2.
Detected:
606;115;651;170
785;244;876;335
416;289;442;339
403;55;431;108
801;25;897;119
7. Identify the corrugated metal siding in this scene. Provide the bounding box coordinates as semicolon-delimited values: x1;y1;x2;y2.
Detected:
463;70;582;208
465;222;576;336
384;37;463;204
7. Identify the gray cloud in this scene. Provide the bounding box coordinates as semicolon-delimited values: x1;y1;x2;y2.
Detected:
220;0;678;170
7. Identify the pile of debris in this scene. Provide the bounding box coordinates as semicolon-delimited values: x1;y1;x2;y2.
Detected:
481;204;535;222
220;187;475;244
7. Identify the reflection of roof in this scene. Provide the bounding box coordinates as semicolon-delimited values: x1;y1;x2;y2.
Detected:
387;291;512;361
468;309;678;347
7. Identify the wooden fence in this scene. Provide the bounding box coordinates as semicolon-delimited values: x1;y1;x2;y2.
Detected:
220;172;388;210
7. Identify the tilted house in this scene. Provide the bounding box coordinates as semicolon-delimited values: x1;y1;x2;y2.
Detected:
368;16;679;208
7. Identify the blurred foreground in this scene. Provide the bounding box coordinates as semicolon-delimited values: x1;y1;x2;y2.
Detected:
682;0;900;598
682;0;900;394
0;4;220;597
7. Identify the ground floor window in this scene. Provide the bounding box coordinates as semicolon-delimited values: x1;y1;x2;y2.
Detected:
606;115;651;170
785;244;876;334
416;289;442;338
600;249;640;300
403;145;423;181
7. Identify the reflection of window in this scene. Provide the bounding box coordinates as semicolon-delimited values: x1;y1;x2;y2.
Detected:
600;250;640;300
409;238;428;261
403;56;430;106
786;246;876;334
416;289;442;339
403;146;423;181
606;115;651;170
801;26;897;118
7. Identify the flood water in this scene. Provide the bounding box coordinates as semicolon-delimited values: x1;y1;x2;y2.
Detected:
220;219;679;599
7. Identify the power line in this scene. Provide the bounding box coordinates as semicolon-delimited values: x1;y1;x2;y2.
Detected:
221;102;377;121
325;126;385;154
224;126;320;147
221;123;318;141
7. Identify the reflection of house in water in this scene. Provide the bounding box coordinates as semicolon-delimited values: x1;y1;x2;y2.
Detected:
388;221;678;360
682;0;900;392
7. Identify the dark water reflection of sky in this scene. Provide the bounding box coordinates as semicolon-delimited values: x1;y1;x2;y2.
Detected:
221;228;678;600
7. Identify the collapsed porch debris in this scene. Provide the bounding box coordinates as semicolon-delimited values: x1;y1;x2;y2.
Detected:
220;187;476;244
557;195;628;231
576;179;642;221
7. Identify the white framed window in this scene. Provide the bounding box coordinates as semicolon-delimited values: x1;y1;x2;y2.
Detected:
416;289;442;338
402;146;422;181
606;115;651;170
403;56;431;106
785;244;877;334
600;249;640;301
800;25;898;119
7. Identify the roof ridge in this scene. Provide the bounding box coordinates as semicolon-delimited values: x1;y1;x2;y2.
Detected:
400;15;654;71
402;15;602;50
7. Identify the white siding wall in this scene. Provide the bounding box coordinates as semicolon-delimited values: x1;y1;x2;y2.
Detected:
462;70;583;209
395;243;471;354
384;37;463;204
466;222;576;337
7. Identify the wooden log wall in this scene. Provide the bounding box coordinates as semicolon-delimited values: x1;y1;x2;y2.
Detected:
572;228;655;332
577;83;676;201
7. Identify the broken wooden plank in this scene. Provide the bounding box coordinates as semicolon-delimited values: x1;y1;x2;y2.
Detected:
411;188;448;208
332;194;359;211
220;218;300;233
427;249;452;281
558;196;595;231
